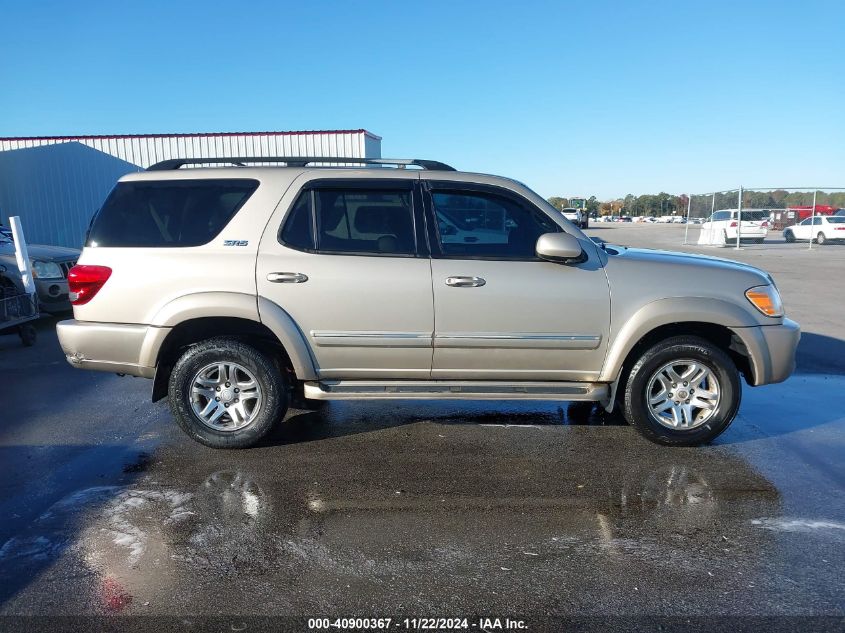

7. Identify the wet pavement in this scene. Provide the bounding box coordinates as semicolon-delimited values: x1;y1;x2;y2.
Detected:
1;313;844;626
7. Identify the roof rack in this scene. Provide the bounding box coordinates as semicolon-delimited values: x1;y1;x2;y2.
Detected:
146;157;456;171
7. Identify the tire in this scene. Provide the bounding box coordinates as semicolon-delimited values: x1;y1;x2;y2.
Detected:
784;230;794;243
622;336;741;446
19;323;36;347
722;230;730;245
168;337;288;449
816;232;827;245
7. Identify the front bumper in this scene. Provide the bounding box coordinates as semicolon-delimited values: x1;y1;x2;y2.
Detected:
56;320;170;378
731;318;801;386
35;278;71;313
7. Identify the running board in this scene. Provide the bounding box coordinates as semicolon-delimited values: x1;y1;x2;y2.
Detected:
303;380;609;401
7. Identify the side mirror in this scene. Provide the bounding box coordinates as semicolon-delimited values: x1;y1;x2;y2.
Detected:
536;232;584;263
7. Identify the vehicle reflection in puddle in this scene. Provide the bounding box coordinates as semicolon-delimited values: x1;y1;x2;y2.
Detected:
0;438;784;614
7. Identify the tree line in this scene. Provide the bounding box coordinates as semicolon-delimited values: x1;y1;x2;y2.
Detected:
548;191;845;218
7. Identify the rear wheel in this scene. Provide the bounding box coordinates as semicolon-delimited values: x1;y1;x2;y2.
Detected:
168;337;288;448
784;230;795;243
622;336;741;446
816;232;827;245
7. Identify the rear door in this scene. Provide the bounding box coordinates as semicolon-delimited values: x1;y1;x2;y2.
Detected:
423;181;610;382
256;175;434;379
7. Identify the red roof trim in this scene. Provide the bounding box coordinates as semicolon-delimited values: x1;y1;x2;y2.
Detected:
0;128;382;142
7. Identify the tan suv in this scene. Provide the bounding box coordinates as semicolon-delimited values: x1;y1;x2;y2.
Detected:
57;157;800;448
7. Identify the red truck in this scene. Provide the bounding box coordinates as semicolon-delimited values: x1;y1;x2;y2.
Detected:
771;205;837;230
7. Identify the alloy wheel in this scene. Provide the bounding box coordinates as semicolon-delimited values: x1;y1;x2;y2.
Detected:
190;362;263;431
645;359;721;430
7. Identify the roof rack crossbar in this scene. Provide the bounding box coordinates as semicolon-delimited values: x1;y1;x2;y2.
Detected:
146;157;455;171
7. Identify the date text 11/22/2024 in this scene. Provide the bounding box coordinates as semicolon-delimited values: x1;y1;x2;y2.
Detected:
307;617;528;630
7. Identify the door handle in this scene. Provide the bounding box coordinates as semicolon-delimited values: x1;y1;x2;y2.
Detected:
267;272;308;283
445;276;486;288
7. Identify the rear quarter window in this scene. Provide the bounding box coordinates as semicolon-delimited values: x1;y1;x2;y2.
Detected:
87;179;259;247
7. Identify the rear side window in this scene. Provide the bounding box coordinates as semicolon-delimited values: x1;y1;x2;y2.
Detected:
279;191;313;250
87;179;259;247
279;187;416;256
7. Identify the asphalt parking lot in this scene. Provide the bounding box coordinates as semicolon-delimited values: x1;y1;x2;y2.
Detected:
1;224;843;628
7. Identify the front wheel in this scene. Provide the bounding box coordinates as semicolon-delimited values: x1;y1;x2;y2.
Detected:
816;232;827;245
622;336;741;446
168;337;288;448
784;230;795;243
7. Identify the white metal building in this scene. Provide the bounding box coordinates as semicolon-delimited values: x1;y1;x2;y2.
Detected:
0;129;382;247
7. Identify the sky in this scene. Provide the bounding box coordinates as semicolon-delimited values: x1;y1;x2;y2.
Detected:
0;0;843;199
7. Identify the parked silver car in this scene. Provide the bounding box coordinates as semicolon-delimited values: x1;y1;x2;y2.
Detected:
57;157;800;448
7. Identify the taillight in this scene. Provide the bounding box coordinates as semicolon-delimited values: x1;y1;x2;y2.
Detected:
729;221;738;227
68;265;112;305
762;220;769;228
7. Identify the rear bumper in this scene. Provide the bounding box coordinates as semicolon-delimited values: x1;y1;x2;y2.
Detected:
727;230;768;240
731;318;801;386
56;320;170;378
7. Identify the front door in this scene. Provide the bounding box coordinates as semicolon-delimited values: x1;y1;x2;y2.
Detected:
424;182;610;382
257;176;434;379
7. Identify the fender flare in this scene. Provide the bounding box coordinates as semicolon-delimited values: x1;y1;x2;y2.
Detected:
144;291;318;380
599;297;762;383
257;296;318;380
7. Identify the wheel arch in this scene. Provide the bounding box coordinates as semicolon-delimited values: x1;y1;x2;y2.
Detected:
148;294;318;402
600;298;761;388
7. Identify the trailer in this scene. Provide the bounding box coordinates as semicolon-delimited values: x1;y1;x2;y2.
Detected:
772;205;837;231
0;284;37;346
0;216;39;346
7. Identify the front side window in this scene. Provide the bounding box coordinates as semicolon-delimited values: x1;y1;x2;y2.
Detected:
88;179;258;247
279;186;416;256
431;190;559;259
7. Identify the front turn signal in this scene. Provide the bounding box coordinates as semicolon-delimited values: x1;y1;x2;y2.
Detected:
745;285;784;317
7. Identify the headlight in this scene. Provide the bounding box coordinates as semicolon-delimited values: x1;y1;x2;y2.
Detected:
745;284;784;317
31;260;64;279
